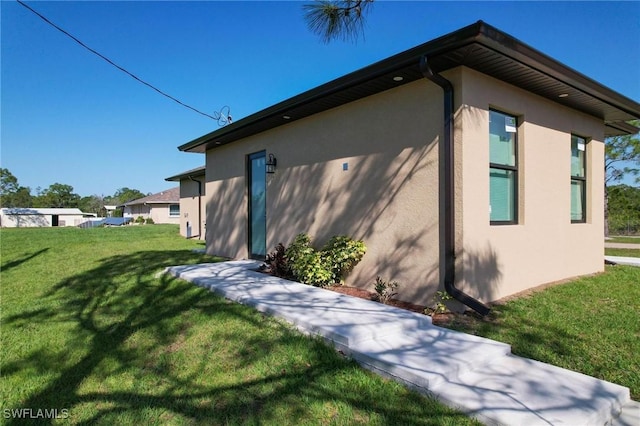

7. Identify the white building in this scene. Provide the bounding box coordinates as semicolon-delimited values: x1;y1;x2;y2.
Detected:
0;208;88;228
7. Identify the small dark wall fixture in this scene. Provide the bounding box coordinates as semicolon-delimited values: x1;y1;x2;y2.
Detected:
266;154;277;174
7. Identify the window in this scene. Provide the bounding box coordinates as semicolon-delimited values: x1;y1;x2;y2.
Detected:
489;110;518;224
571;135;587;222
169;204;180;217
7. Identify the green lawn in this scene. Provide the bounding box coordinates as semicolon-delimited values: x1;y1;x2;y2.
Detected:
444;265;640;400
1;225;476;425
606;248;640;257
606;236;640;244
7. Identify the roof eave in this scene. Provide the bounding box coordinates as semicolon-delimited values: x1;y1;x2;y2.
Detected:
474;22;640;121
165;166;206;182
178;21;640;153
178;21;485;153
605;121;640;137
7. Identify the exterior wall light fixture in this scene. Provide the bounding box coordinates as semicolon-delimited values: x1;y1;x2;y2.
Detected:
266;153;277;174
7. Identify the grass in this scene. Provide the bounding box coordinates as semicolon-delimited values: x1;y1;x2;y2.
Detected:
605;248;640;257
443;265;640;400
606;236;640;244
1;225;477;425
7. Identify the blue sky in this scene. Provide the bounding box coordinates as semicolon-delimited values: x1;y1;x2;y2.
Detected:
2;1;639;197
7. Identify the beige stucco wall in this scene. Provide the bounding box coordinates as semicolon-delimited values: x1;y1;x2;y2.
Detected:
203;65;606;307
124;204;180;225
457;67;605;302
179;177;205;239
206;78;444;304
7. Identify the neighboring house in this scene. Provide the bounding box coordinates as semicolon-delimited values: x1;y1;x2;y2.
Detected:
176;21;640;311
104;205;118;217
165;166;206;239
122;188;180;225
0;208;88;228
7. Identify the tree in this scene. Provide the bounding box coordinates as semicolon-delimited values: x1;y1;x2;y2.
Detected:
303;0;373;43
79;195;107;216
111;188;147;205
604;121;640;235
0;168;33;208
608;185;640;215
0;168;19;197
605;123;640;185
34;183;80;208
11;187;33;208
607;184;640;235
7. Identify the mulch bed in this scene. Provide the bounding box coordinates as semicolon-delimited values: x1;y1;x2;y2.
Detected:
326;285;425;313
326;285;467;326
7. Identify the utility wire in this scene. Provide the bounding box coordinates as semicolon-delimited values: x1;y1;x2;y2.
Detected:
16;0;231;125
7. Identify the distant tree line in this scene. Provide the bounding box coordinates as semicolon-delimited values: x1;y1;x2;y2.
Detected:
605;120;640;235
0;168;148;217
607;184;640;235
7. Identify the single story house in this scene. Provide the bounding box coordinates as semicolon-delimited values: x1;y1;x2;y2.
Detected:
122;187;180;225
104;205;119;217
176;21;640;312
0;208;88;228
165;166;206;239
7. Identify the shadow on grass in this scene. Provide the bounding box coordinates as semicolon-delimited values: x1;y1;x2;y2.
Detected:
445;304;583;361
1;248;49;274
4;250;472;424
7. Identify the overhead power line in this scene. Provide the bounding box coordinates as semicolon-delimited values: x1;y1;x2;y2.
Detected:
16;0;232;125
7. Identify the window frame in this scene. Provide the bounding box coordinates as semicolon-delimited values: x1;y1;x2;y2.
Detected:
489;109;519;225
168;204;180;217
570;134;587;223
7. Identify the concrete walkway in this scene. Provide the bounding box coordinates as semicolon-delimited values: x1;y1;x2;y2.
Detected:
605;255;640;267
165;260;638;425
605;242;640;249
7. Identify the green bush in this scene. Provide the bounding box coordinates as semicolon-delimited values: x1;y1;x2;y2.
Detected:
145;218;155;225
321;235;367;284
373;276;399;304
284;233;366;287
135;216;145;224
285;234;331;286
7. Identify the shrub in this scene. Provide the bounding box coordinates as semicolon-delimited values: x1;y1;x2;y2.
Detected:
373;276;399;304
285;234;332;286
135;216;145;224
284;233;366;287
264;243;292;279
321;235;367;284
145;218;155;225
425;290;453;316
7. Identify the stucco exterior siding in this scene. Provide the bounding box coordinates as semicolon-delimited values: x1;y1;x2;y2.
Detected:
457;67;605;302
203;65;610;307
206;80;445;304
178;178;205;238
185;22;639;312
123;204;180;225
150;205;180;225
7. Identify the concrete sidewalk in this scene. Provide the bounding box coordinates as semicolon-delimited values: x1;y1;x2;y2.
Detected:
165;260;637;425
605;255;640;267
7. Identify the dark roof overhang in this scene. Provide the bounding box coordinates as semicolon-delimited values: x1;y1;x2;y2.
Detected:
165;165;206;182
179;20;640;153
